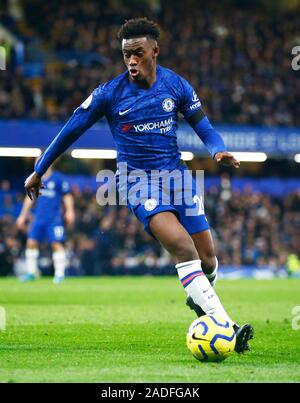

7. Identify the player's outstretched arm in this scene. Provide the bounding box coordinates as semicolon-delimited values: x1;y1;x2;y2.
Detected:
24;87;106;197
16;193;36;228
34;107;100;178
63;193;75;228
187;110;240;168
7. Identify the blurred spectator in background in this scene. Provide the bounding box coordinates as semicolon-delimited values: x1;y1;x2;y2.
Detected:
0;0;299;125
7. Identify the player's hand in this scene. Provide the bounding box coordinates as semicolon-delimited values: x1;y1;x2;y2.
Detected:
16;215;27;230
215;152;240;168
65;210;75;229
24;172;44;200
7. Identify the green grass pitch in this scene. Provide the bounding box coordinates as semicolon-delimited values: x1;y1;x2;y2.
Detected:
0;277;299;383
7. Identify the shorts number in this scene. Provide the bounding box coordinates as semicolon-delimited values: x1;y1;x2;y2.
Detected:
193;195;204;215
54;226;64;240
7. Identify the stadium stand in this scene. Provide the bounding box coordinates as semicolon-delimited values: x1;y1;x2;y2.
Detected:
0;0;299;125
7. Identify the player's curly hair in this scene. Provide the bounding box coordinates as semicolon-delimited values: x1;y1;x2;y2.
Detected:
118;17;160;42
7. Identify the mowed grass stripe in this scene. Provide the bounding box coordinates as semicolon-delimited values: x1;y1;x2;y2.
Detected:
0;277;299;382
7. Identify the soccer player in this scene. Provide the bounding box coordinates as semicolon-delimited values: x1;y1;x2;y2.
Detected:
17;166;75;284
23;18;253;351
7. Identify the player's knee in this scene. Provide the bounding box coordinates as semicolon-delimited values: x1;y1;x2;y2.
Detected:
173;239;199;263
27;239;38;249
52;242;64;252
201;254;217;275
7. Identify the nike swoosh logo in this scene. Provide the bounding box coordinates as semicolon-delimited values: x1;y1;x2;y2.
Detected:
119;107;133;116
191;333;209;341
203;289;210;293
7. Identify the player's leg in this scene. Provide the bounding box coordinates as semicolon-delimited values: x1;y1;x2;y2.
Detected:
190;229;254;351
191;229;218;287
149;211;236;326
171;179;254;354
174;168;218;286
21;218;44;281
21;238;40;282
48;222;67;283
51;242;67;284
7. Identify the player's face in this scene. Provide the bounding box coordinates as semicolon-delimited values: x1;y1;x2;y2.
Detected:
122;37;159;83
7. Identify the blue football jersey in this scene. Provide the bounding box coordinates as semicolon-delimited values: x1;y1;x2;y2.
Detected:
35;65;203;175
82;65;201;171
34;171;70;221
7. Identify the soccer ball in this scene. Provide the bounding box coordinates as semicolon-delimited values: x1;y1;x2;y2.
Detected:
186;315;236;362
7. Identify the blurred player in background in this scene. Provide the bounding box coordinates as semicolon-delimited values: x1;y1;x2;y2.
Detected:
17;165;75;284
23;18;253;351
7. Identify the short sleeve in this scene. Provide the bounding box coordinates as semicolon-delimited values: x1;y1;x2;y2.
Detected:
61;179;71;195
178;77;202;119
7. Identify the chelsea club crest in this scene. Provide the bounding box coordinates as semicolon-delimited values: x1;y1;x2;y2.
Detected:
162;98;175;112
